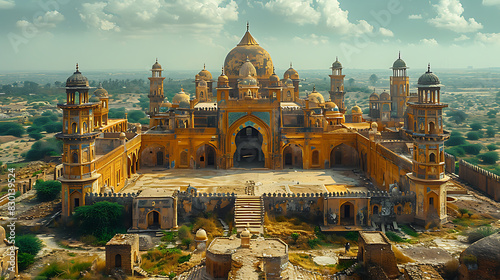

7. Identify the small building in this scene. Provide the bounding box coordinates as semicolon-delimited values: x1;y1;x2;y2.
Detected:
105;234;140;275
206;235;288;279
131;188;177;230
357;231;400;279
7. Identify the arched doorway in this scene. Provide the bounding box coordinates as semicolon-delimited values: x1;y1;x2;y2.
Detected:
340;202;355;225
283;144;303;169
156;151;164;166
115;254;122;268
147;211;160;229
233;126;265;168
196;144;216;168
69;191;81;214
330;144;359;168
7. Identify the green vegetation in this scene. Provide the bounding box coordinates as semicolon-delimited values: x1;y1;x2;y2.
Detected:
477;152;499;164
385;232;406;243
462;144;483;155
35;180;61;201
466;131;481;140
291;232;300;243
400;225;419;237
445;146;465;157
466;226;499;243
459;208;470;218
486;127;496;138
470;123;483;131
23;138;62;161
16;235;43;270
447;111;468;124
29;132;44;141
0;122;25;137
38;260;93;279
72;201;125;243
487;144;498;151
127;110;149;125
445;136;467;146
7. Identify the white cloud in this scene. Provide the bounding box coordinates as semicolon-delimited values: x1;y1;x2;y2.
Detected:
420;38;438;46
483;0;500;6
264;0;320;25
379;27;394;37
408;14;422;19
317;0;373;35
293;34;329;45
0;0;14;9
79;0;239;33
16;11;65;31
454;34;469;41
429;0;483;33
476;32;500;44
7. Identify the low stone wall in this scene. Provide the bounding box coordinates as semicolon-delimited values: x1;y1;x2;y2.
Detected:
459;160;500;201
177;191;236;223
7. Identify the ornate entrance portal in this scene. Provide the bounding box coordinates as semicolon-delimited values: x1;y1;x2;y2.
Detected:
233;126;265;168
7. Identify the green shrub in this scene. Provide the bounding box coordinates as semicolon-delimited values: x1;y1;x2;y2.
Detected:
386;231;405;242
0;122;25;137
487;144;498;151
446;146;465;157
445;136;467;146
478;152;499;164
16;235;43;255
459;208;469;217
178;225;191;240
307;238;320;248
345;231;359;241
35;180;61;201
18;252;35;270
24;138;62;161
467;227;499;243
462;144;483;155
291;232;299;243
466;131;481;140
181;238;192;249
486;127;496;138
178;254;191;264
401;225;419;237
470;123;483;131
38;262;64;278
72;201;125;241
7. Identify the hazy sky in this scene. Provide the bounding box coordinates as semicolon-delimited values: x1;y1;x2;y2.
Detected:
1;0;500;73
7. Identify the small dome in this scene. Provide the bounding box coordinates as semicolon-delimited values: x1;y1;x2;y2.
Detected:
392;53;407;69
172;88;191;104
269;71;280;83
241;228;251;238
371;122;378;129
179;100;190;109
325;101;337;110
308;87;325;104
218;71;229;84
198;64;212;80
89;95;100;103
198;79;207;87
119;132;126;139
380;91;390;101
352;106;362;114
331;57;342;69
93;83;108;97
66;64;89;87
418;64;441;86
369;92;379;100
239;57;257;78
284;63;299;80
282;78;294;87
195;228;208;241
152;59;162;70
239;75;258;86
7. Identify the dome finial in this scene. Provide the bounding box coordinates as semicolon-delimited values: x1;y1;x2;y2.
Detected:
290;62;293;68
246;21;249;32
313;85;316;91
398;51;401;59
273;66;276;74
428;63;431;72
336;56;338;62
246;55;250;62
156;58;158;63
221;66;224;75
76;63;79;73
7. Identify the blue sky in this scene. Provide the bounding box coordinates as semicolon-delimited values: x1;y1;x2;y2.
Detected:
1;0;500;72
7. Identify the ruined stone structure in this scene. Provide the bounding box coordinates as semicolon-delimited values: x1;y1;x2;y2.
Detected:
357;231;400;279
105;234;140;276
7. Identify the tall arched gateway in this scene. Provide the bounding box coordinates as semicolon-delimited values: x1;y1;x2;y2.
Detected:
233;127;265;168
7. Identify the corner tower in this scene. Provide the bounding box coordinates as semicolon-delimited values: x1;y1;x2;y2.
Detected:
148;59;165;118
405;64;449;227
57;64;101;219
390;52;409;119
329;57;346;113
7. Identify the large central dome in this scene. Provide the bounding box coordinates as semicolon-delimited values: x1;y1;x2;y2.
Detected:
223;29;273;81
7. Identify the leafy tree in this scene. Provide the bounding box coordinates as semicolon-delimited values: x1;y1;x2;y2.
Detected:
16;235;43;255
0;122;25;137
369;74;379;86
73;201;125;240
291;232;300;243
487;144;498;151
29;132;44;141
445;146;465;157
128;110;146;123
347;78;355;87
462;144;483;155
35;180;61;201
478;152;499;164
458;208;469;218
487;109;498;119
447;111;468;124
450;131;463;137
108;107;126;119
470;123;483;131
24;138;62;161
445;136;467;146
32;116;53;127
467;131;481;140
486;127;495;138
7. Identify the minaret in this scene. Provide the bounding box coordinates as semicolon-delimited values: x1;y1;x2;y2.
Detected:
148;59;165;118
329;57;346;113
390;52;410;119
405;64;449;227
57;64;101;220
284;62;300;99
268;68;282;101
216;67;231;103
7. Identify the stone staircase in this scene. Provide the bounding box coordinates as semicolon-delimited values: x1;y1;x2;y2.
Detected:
234;195;264;234
133;266;148;277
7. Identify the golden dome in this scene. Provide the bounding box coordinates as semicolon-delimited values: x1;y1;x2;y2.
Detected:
241;228;251;238
308;87;325;104
284;63;299;80
269;72;280;82
239;75;258;87
380;91;390;101
352;106;362;114
93;83;108;97
198;64;212;80
172;88;190;104
224;29;273;81
371;122;379;129
369;91;379;100
282;78;294;87
325;101;338;110
152;58;162;70
195;228;208;241
198;79;207;87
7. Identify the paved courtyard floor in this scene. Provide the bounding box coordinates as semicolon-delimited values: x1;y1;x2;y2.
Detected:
122;167;370;195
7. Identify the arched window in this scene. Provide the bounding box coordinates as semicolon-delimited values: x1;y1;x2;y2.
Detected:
72;152;78;163
428;121;436;134
72;122;77;134
429;197;435;208
429;153;436;163
83;122;88;133
373;205;379;215
287;91;291;97
115;254;122;268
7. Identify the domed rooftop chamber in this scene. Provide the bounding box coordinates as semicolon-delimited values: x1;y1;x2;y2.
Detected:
284;62;299;80
152;58;162;70
331;57;342;69
418;64;442;87
392;52;407;69
308;86;325;104
66;64;89;88
198;64;212;80
172;88;191;104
